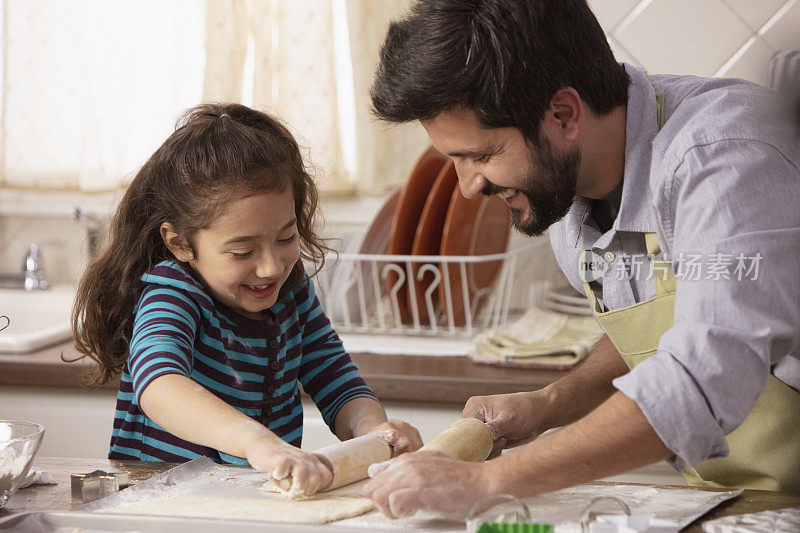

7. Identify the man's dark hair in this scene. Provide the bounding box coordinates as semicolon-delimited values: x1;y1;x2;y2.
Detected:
370;0;629;142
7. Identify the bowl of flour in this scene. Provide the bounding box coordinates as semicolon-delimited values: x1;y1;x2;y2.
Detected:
0;420;44;508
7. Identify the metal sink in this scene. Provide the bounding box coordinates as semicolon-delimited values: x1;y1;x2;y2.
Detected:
0;286;74;354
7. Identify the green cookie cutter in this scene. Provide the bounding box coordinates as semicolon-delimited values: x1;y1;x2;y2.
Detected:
475;523;554;533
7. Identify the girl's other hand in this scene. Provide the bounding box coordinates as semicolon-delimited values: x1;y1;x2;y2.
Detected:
369;420;423;456
245;437;333;497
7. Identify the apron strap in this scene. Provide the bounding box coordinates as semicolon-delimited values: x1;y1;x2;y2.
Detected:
647;73;668;131
645;232;676;297
580;249;603;313
655;93;666;130
581;79;673;312
647;80;674;296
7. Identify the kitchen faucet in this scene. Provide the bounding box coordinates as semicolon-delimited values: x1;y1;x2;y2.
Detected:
71;207;102;260
0;243;48;290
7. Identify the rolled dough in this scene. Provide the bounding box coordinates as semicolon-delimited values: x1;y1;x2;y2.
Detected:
105;492;374;524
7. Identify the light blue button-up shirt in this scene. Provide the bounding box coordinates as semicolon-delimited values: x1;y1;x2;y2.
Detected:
549;64;800;470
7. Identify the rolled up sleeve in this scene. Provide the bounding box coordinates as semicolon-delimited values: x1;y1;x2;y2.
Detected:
614;139;800;469
129;285;199;406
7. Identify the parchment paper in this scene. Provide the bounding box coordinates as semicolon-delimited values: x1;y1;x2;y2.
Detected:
81;458;741;531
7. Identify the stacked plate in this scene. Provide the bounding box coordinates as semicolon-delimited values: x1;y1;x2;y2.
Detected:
543;286;594;316
326;191;400;326
330;146;512;328
386;147;511;327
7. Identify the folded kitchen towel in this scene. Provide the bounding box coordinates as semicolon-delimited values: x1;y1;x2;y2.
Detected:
471;306;603;369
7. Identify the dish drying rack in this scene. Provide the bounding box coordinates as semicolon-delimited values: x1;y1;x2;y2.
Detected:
314;236;566;338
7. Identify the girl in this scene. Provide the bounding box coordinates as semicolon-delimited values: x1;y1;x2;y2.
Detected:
71;103;422;496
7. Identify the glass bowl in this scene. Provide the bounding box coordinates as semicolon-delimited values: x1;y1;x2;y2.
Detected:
0;420;45;508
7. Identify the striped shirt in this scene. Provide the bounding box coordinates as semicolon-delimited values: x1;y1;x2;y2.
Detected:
109;260;377;464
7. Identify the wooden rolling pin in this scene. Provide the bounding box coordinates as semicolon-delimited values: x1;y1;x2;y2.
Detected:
419;417;494;462
276;433;391;493
276;418;494;493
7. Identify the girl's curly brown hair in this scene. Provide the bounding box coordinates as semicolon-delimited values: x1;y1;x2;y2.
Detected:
71;103;332;384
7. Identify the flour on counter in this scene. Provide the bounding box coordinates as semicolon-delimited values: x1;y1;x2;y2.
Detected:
0;445;32;498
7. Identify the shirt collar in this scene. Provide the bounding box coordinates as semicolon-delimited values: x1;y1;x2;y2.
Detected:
614;63;659;234
563;63;659;249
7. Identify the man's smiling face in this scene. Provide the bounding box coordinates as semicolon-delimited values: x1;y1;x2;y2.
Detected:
421;106;580;236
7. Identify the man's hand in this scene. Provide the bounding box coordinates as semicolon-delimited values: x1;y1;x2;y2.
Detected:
462;391;551;457
364;451;494;518
365;392;674;519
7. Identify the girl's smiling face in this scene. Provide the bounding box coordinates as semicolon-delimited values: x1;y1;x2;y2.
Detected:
164;189;301;319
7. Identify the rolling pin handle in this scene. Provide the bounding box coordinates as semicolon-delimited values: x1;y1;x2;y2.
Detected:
274;454;334;493
276;476;293;492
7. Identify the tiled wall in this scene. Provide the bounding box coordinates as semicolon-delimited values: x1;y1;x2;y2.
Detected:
590;0;800;86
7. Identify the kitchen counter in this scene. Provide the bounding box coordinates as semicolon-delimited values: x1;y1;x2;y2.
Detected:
3;457;800;531
0;341;566;404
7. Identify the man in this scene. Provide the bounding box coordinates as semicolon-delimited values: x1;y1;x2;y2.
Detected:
364;0;800;519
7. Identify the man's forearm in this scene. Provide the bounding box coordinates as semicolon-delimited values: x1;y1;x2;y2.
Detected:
540;334;629;429
485;391;673;497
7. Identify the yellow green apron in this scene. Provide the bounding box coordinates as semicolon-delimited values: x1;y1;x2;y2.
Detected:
579;93;800;495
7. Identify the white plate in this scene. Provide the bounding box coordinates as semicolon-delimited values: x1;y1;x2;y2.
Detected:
547;287;588;306
544;300;594;316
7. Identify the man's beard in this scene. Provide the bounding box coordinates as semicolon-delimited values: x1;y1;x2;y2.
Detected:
485;137;580;237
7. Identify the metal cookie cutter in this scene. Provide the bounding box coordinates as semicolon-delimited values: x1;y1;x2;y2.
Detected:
71;470;130;503
580;496;631;532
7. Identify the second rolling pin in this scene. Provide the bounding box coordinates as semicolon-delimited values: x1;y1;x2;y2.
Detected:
276;433;391;493
419;417;494;462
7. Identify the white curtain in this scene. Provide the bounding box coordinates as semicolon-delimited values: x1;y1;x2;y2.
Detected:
203;0;429;195
0;0;206;192
0;0;427;195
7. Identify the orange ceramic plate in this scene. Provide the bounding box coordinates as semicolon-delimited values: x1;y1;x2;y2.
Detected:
409;160;459;325
439;190;510;327
386;146;447;324
361;189;400;255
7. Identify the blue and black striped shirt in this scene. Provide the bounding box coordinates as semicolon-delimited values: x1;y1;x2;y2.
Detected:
109;261;377;464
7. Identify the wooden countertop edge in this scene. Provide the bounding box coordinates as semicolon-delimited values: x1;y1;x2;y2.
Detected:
0;344;567;404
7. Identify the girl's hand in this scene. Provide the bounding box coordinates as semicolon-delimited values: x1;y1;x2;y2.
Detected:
335;398;422;456
368;420;424;456
245;436;333;497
